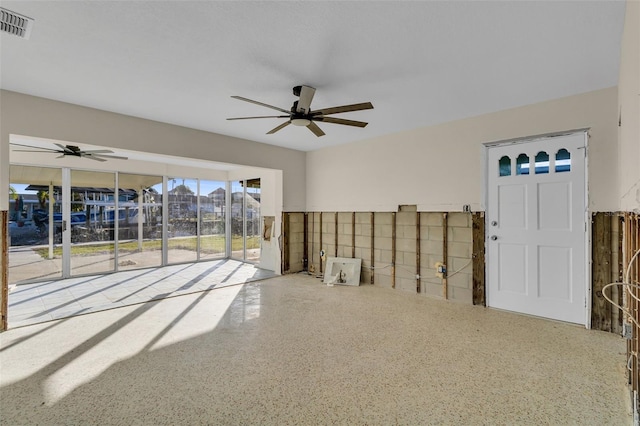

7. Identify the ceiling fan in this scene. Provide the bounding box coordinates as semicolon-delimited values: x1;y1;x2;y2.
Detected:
227;85;374;137
10;143;128;162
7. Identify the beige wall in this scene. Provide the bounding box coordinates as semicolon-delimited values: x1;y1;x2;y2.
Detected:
306;87;618;212
0;90;306;212
618;1;640;212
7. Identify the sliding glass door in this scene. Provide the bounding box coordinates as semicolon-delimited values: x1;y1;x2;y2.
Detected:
199;180;226;261
8;165;63;284
118;174;163;271
245;179;261;262
69;170;116;276
167;178;198;264
9;166;248;283
230;179;261;262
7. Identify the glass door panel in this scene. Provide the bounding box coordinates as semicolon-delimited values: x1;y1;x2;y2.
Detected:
70;170;116;276
231;181;244;259
199;180;226;261
168;178;198;263
245;179;261;262
118;174;163;271
8;165;63;283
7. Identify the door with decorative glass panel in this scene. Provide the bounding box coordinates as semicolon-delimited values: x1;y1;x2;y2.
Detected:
486;132;587;325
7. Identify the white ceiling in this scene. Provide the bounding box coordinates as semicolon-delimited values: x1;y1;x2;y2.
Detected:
0;1;626;152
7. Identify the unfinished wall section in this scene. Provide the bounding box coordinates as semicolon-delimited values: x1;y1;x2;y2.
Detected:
373;212;393;289
291;209;476;304
445;213;474;302
591;212;623;333
393;210;417;293
282;212;305;274
355;212;373;285
308;212;321;276
619;213;640;411
336;212;353;259
322;212;336;270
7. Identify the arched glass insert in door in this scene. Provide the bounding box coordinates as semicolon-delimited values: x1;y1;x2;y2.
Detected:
555;149;571;172
499;156;511;177
534;151;549;174
516;153;530;175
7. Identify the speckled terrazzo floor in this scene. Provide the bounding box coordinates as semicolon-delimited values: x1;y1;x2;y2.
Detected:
8;259;275;328
0;274;630;425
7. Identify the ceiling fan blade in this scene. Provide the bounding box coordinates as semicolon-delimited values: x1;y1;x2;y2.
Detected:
10;143;61;152
56;154;66;159
266;121;291;135
315;117;368;128
227;115;290;120
307;122;325;137
231;96;290;114
83;154;107;162
311;102;374;116
11;149;58;153
296;85;316;114
82;149;114;154
88;154;128;160
54;143;75;154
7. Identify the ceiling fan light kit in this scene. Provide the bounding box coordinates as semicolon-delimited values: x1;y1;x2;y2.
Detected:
228;85;373;137
291;118;311;127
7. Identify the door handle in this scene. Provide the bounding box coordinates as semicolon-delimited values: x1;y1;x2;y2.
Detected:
491;235;497;241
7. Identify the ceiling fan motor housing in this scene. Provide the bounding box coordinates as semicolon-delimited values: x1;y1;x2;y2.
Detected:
227;85;373;137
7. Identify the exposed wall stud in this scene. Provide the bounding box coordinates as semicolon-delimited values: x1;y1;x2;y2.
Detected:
592;212;613;331
310;212;315;273
1;210;8;331
282;212;289;274
443;212;448;300
303;213;308;272
335;212;339;258
618;214;624;329
392;212;396;289
370;212;375;285
416;212;421;293
351;212;356;259
319;212;323;275
472;212;486;306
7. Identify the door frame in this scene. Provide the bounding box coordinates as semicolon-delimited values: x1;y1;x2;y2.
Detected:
482;129;591;327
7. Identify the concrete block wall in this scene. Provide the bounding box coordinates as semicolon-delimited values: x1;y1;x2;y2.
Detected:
309;212;321;275
420;212;445;298
287;212;305;273
336;212;353;259
354;212;372;284
372;212;393;289
444;213;474;302
322;212;336;266
292;210;476;304
393;211;418;293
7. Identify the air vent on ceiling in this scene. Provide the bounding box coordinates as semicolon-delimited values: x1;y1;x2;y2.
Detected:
0;7;34;40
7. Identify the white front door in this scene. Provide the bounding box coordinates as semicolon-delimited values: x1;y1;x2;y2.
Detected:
486;132;587;325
